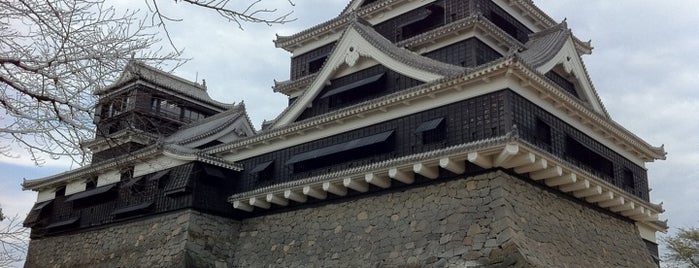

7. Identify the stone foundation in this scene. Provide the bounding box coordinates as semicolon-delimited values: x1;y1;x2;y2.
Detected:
24;210;240;268
25;171;655;267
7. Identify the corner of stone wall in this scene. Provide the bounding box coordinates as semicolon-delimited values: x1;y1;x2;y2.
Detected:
488;171;657;268
182;210;241;268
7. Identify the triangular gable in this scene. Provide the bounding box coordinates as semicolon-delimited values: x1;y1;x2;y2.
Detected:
519;23;608;118
491;0;593;55
272;18;465;127
164;104;255;148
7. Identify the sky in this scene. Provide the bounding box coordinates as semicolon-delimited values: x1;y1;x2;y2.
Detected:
1;0;698;266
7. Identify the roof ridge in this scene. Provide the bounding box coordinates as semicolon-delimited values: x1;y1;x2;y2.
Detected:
129;61;206;91
349;18;466;76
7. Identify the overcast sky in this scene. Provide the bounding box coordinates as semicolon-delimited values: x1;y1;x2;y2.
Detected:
1;0;698;266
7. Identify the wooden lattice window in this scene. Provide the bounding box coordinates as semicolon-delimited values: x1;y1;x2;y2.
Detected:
564;136;613;178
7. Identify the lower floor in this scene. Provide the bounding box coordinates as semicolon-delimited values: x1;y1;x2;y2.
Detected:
25;171;657;267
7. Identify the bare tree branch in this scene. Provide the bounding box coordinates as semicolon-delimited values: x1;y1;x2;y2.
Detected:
663;227;699;268
0;209;29;267
1;0;296;166
0;0;183;166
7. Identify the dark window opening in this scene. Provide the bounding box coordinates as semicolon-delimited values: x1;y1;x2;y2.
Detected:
107;122;125;134
644;239;660;267
287;130;395;173
85;178;97;190
120;167;134;181
546;71;579;98
565;136;614;178
361;0;378;7
623;169;635;189
322;73;386;108
124;176;146;194
308;55;327;74
55;186;66;197
250;161;275;181
416;117;447;144
535;119;552;147
488;11;519;40
400;5;445;40
424;38;503;68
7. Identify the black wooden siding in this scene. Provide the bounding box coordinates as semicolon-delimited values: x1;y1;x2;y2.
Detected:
476;0;532;43
239;91;508;193
295;38;504;122
240;90;649;201
508;92;649;200
424;38;503;67
296;65;424;121
289;43;336;80
32;90;650;236
28;163;236;238
288;0;530;82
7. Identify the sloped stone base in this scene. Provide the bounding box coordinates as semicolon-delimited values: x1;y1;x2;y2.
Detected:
25;171;655;267
24;210;240;268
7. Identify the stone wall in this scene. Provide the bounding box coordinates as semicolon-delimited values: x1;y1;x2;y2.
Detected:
24;210;240;268
230;171;655;267
25;171;656;267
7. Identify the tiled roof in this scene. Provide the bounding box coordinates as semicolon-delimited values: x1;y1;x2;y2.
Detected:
264;17;466;129
396;15;525;52
210;54;666;162
274;14;522;97
22;140;242;190
518;21;571;68
164;103;249;145
229;132;517;200
275;0;412;50
350;18;467;77
97;61;235;111
278;0;592;55
273;74;318;95
516;21;611;118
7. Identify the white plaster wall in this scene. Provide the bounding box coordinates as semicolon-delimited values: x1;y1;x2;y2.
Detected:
98;170;121;187
36;189;56;202
133;156;188;177
65;180;86;196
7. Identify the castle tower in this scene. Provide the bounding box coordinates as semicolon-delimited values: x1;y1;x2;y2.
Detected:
23;1;666;267
86;61;237;163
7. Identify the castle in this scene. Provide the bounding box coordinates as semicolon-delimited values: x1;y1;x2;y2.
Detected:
22;0;667;267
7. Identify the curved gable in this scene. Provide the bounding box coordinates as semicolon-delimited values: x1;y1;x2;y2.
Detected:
272;19;465;127
519;23;608;117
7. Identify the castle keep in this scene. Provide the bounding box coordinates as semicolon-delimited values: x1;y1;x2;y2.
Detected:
23;1;667;267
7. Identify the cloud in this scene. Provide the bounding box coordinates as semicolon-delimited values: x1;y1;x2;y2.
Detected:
538;0;699;235
4;3;697;264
